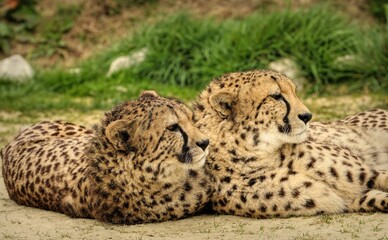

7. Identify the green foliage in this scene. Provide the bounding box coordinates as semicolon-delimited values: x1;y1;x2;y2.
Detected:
0;23;12;53
368;0;388;23
0;5;387;112
124;7;387;91
0;0;39;54
32;4;81;58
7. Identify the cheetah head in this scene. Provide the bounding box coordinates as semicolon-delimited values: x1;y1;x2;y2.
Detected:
194;70;312;153
88;91;212;224
100;91;209;173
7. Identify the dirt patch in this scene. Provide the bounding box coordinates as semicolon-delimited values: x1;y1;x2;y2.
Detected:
1;195;387;240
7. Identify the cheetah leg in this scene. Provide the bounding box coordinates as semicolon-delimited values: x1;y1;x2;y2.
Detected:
374;170;388;191
212;170;347;218
351;189;388;213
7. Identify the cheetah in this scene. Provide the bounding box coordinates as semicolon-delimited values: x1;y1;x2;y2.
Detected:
308;109;388;171
193;70;388;218
1;91;213;224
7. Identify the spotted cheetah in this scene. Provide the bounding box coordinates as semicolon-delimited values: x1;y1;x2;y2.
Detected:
309;109;388;171
193;70;388;218
1;91;213;224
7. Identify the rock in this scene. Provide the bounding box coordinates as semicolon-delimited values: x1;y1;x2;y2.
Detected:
0;54;34;82
107;48;148;77
68;68;81;74
334;55;357;65
268;58;306;90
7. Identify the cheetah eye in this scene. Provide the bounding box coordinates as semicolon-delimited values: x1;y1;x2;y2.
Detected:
270;94;282;100
167;123;180;132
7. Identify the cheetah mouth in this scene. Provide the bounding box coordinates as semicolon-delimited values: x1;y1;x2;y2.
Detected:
177;150;207;166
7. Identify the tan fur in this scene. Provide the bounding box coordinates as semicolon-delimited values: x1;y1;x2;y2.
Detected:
194;69;388;218
309;109;388;171
1;92;213;224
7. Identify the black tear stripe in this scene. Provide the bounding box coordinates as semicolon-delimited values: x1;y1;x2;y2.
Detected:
165;106;190;162
278;95;291;133
179;127;189;150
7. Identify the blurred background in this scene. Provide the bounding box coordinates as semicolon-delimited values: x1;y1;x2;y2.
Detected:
0;0;387;122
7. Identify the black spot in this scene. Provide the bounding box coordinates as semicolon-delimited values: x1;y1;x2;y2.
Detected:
280;177;288;182
179;193;186;201
265;192;274;200
253;134;260;146
316;171;324;177
188;169;198;178
248;178;257;186
108;180;116;190
366;172;377;189
284;202;292;211
260;205;267;213
359;172;366;184
346;171;353;182
304;199;315;208
292;189;300;198
258;175;266;182
196;104;205;111
367;198;376;208
240;194;247;203
330;167;338;179
184;182;192;192
272;205;278;212
221;176;231;183
278;187;286;197
235;203;242;209
228;149;237;155
139;175;145;182
240;133;246;140
280;153;285;161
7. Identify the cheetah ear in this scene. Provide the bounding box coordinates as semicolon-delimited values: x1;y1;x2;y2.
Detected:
139;90;159;100
106;119;136;152
209;91;235;119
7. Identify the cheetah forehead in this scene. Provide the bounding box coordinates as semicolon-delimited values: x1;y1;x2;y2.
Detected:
101;95;190;127
202;69;296;99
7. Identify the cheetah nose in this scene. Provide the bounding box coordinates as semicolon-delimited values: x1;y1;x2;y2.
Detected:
298;113;313;124
196;139;209;151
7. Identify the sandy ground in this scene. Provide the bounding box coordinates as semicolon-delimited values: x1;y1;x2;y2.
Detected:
1;174;387;240
0;96;387;240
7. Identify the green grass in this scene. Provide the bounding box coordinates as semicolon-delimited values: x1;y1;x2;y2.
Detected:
0;5;387;112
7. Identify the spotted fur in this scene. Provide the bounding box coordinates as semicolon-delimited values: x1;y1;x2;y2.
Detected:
309;109;388;171
1;91;213;224
194;70;388;218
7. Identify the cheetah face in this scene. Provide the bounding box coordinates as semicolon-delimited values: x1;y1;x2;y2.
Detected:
105;91;209;174
195;70;312;151
162;104;210;168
